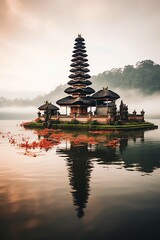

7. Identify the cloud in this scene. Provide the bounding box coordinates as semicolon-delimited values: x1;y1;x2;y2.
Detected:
1;0;160;97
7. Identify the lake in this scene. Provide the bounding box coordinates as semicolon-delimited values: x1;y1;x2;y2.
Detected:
0;120;160;240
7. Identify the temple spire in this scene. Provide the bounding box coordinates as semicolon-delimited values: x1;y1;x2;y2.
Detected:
56;35;95;116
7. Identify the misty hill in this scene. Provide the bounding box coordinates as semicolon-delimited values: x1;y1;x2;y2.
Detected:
91;60;160;94
1;60;160;108
0;85;66;108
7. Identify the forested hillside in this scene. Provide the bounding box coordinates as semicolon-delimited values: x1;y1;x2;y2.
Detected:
0;60;160;108
91;60;160;94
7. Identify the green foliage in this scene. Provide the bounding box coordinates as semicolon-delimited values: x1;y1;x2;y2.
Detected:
23;121;44;129
23;121;157;131
70;119;80;124
36;118;43;123
91;60;160;94
51;119;60;124
90;120;99;125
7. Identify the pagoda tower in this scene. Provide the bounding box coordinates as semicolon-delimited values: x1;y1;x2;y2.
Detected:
57;34;95;116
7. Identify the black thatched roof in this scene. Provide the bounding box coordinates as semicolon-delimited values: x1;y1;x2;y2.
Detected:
38;101;59;111
74;45;86;50
70;67;90;73
72;96;95;106
70;62;89;67
68;80;92;86
72;53;88;58
71;57;88;62
56;96;95;106
73;49;86;53
69;73;91;79
64;87;95;95
92;88;120;100
59;35;94;105
56;96;73;106
74;42;85;46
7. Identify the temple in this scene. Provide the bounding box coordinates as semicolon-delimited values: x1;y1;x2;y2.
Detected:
38;34;145;125
56;34;95;116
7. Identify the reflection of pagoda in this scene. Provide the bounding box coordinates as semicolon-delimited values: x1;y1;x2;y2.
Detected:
56;34;95;116
56;129;160;217
56;139;121;218
57;144;93;218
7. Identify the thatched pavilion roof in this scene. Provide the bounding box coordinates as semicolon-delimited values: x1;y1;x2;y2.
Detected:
92;88;120;100
38;101;59;111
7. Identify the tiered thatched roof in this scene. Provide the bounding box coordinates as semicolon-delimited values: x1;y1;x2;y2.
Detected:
57;34;95;107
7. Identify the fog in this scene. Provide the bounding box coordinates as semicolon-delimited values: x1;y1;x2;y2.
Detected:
115;88;160;118
0;106;37;120
0;89;159;120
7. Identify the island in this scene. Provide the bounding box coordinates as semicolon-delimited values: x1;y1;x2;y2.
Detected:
23;35;158;131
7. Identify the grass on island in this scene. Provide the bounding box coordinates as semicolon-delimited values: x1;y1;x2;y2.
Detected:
21;120;157;131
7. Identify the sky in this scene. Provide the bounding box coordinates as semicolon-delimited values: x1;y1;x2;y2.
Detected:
1;0;160;99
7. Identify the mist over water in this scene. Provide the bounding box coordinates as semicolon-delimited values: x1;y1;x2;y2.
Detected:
0;89;160;119
115;88;160;118
0;106;37;120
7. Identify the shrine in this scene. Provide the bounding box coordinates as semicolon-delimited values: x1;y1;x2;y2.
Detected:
38;34;145;125
56;34;95;116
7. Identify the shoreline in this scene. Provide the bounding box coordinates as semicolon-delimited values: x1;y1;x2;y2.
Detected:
22;121;158;131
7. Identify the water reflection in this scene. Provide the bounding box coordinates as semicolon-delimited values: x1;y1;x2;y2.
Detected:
2;125;160;215
57;144;93;218
56;129;160;218
122;140;160;173
57;129;160;174
1;121;160;239
115;130;160;173
5;126;160;175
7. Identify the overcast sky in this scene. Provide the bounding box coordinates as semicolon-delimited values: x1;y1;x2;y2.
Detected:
1;0;160;98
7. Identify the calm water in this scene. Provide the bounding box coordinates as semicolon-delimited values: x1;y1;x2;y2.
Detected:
0;120;160;240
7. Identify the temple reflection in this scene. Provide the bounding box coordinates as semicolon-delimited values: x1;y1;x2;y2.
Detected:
56;129;160;218
57;143;93;218
116;130;160;173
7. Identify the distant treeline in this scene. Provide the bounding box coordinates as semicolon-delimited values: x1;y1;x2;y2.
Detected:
0;60;160;108
91;60;160;94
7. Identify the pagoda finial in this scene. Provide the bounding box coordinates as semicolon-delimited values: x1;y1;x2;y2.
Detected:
78;34;82;38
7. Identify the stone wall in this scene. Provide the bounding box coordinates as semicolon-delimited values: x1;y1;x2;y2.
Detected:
128;114;144;122
96;106;109;116
51;113;144;124
51;115;112;124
